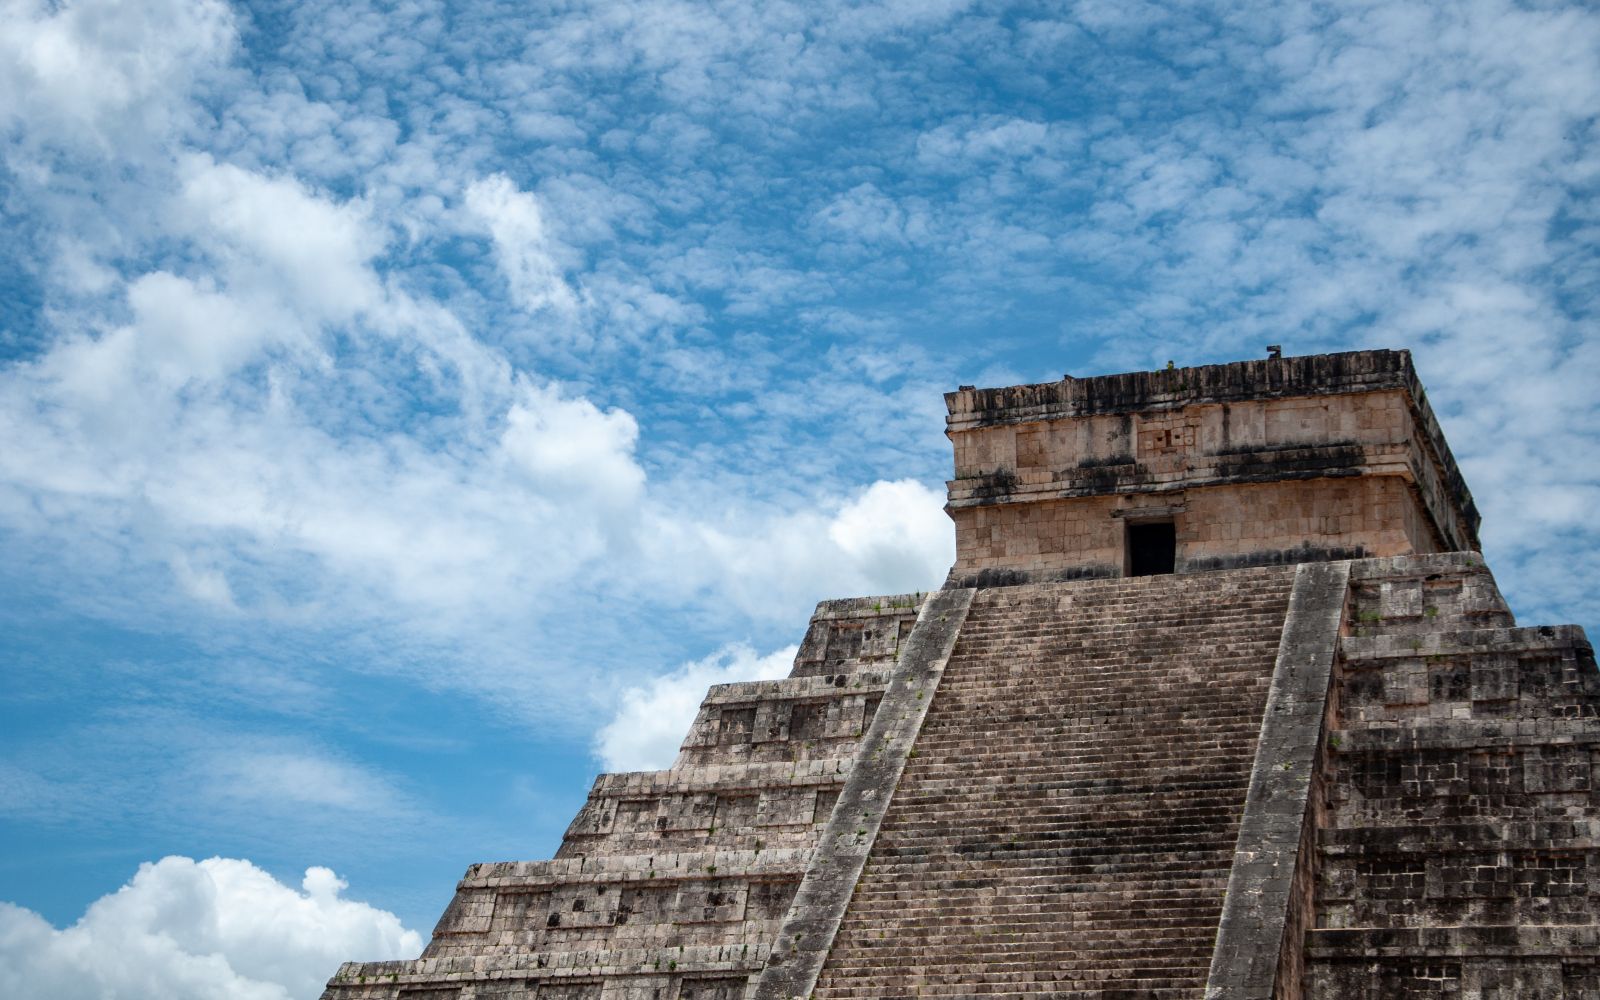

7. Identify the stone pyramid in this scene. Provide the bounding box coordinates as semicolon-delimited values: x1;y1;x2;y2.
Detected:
324;349;1599;999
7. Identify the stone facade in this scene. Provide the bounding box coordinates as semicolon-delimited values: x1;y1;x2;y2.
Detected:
324;350;1595;1000
945;350;1475;584
951;475;1436;585
1309;554;1600;998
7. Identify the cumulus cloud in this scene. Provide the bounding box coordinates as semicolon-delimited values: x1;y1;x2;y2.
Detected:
501;381;646;509
0;201;639;635
595;643;797;772
0;857;420;1000
176;155;386;327
828;479;955;588
667;477;954;613
124;272;275;384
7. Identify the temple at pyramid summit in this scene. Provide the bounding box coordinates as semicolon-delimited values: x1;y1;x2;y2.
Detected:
323;349;1600;999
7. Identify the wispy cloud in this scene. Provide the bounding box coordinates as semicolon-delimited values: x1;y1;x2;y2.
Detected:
1;1;1596;990
464;174;581;318
201;750;411;815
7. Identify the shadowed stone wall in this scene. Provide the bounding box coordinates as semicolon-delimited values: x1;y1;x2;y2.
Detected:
1308;554;1600;998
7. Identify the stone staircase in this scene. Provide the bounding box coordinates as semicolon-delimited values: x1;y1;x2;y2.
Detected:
320;596;922;1000
320;555;1600;1000
811;566;1296;998
1308;553;1600;998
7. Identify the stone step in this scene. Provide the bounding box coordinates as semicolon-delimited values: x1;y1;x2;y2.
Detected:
591;759;855;796
421;852;808;961
791;594;922;679
1340;624;1589;663
457;848;812;887
676;673;890;767
560;762;851;850
812;571;1292;996
1319;820;1600;853
327;940;769;992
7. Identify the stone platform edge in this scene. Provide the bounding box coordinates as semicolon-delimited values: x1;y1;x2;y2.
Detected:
753;586;976;1000
1205;559;1351;1000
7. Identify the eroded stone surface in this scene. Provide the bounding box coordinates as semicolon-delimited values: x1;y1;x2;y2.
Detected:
1205;560;1350;1000
1308;553;1600;999
945;351;1477;585
755;587;974;1000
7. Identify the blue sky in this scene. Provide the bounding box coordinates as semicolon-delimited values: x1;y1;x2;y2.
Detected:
1;0;1597;996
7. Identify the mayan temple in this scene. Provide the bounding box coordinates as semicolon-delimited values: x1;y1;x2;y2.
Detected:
323;348;1599;999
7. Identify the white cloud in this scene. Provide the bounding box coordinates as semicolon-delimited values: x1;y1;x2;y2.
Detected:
828;478;955;588
464;174;579;316
595;643;797;772
813;183;923;246
0;0;236;148
203;751;409;815
123;272;282;385
500;381;646;509
0;857;420;1000
17;155;392;405
915;116;1064;168
659;477;954;615
176;155;386;326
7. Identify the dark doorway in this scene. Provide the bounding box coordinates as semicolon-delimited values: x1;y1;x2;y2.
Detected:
1127;521;1176;576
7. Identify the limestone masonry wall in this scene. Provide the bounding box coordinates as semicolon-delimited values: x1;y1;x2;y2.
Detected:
1308;554;1600;998
755;588;975;1000
945;351;1478;584
1205;560;1350;1000
952;476;1437;585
